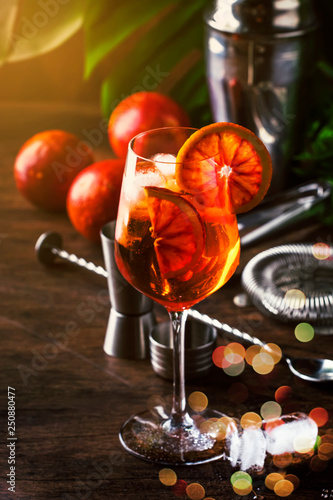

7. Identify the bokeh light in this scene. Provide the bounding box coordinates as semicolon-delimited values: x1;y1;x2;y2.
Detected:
284;289;306;309
309;407;329;427
232;479;252;496
199;419;228;440
172;479;188;497
312;242;331;260
321;434;333;444
294;322;314;342
284;474;300;490
211;420;229;441
240;412;262;429
228;382;249;404
231;471;252;496
274;479;294;497
318;443;333;461
275;386;293;404
261;401;282;420
310;454;328;472
219;416;237;436
188;391;208;412
186;483;206;500
159;468;177;486
199;419;213;435
261;343;282;364
222;360;245;377
252;352;275;374
233;292;249;307
293;433;316;454
212;346;225;368
230;471;252;486
265;473;285;490
245;345;261;365
224;343;246;364
213;343;246;376
273;452;293;468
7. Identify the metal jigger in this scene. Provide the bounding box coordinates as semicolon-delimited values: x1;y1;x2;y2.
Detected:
100;221;156;359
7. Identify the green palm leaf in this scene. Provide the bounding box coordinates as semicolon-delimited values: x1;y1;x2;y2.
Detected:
83;0;178;79
83;0;208;122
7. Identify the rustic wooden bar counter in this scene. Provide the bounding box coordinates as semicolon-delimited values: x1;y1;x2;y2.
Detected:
0;103;332;499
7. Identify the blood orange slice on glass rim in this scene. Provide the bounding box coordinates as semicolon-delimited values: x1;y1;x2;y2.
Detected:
175;122;272;214
144;186;205;279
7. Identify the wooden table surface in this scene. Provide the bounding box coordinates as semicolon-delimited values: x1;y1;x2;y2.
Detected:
0;103;332;499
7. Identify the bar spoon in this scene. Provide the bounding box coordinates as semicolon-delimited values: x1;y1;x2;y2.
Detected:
35;231;333;383
188;309;333;383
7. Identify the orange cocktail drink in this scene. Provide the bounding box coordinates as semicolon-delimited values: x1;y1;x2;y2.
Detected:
115;160;240;311
114;125;271;465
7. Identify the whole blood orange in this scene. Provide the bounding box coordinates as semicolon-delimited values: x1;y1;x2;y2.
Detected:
176;122;272;214
66;159;125;242
108;92;190;158
14;130;94;211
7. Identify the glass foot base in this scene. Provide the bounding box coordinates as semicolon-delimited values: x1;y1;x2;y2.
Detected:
119;408;237;465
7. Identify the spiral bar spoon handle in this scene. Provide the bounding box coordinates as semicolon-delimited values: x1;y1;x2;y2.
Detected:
52;247;108;278
35;231;108;278
34;231;267;348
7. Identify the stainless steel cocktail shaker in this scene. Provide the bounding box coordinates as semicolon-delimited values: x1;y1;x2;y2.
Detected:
204;0;318;193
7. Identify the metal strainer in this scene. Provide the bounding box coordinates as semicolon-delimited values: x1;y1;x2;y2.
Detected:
241;243;333;334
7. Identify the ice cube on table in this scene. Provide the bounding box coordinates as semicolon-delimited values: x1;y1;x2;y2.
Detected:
226;412;318;471
228;428;241;467
227;427;267;471
264;413;318;456
151;153;177;178
239;428;267;471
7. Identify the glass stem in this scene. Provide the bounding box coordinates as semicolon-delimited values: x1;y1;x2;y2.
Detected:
168;309;190;428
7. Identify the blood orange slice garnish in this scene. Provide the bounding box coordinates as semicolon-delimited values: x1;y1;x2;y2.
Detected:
175;122;272;214
144;186;205;278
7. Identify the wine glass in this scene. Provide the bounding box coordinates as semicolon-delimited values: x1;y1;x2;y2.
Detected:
114;127;240;465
